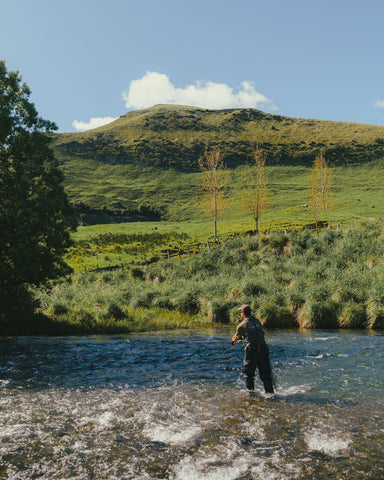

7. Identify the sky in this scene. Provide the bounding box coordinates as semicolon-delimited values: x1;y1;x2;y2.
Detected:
2;0;384;132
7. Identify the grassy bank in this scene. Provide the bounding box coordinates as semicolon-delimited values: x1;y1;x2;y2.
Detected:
33;221;384;333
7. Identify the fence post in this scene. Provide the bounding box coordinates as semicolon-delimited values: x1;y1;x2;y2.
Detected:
207;241;210;251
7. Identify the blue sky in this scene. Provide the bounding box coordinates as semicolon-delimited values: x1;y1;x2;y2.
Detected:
2;0;384;132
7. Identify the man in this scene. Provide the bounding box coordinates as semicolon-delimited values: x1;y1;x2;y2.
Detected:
231;304;274;395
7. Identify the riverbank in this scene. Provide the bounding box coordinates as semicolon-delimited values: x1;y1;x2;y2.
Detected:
23;222;384;336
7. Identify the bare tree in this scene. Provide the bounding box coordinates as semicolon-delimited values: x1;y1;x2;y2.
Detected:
198;148;230;243
242;144;270;234
309;151;334;233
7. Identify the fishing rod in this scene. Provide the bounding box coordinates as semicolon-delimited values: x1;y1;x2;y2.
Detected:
223;340;243;355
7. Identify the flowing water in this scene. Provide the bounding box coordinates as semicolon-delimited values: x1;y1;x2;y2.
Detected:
0;329;383;479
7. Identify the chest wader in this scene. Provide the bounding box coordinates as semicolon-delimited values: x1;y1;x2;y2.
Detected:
243;318;274;394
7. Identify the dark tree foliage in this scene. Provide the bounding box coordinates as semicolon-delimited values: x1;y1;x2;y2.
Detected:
0;61;77;333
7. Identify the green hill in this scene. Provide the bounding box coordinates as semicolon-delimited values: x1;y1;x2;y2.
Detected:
53;104;384;170
51;105;384;228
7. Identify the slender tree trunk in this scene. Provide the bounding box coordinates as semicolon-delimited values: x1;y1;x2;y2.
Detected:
214;188;218;242
313;203;319;235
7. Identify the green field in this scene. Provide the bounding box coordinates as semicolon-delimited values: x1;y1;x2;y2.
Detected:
64;158;384;272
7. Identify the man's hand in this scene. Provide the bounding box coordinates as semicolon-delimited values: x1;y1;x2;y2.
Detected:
231;335;238;345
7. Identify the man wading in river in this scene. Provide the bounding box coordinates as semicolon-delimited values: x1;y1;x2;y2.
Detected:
231;304;274;396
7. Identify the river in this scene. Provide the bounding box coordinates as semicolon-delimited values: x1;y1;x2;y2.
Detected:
0;329;383;479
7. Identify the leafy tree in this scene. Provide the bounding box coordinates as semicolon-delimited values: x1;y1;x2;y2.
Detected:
309;151;334;233
242;144;270;234
198;148;230;243
0;61;77;333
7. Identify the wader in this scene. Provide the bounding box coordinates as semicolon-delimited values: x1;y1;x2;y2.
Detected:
241;317;274;393
244;344;274;393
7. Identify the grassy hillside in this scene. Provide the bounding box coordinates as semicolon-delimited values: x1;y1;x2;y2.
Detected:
53;105;384;172
51;105;384;232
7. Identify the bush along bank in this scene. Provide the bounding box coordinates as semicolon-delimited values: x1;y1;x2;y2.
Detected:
34;222;384;333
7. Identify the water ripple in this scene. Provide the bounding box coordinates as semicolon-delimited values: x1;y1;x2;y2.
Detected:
0;330;383;479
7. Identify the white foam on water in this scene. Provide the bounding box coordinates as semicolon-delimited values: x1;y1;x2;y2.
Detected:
312;336;335;341
242;418;265;438
305;428;351;456
170;440;298;480
95;410;114;429
0;423;27;437
144;420;202;445
276;384;311;397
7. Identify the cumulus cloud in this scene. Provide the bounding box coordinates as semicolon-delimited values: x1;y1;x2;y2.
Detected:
374;99;384;108
122;72;276;111
72;116;118;132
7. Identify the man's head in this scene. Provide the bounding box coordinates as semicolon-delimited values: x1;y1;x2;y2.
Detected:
239;304;251;317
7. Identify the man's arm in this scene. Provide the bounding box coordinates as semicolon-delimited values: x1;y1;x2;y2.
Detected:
231;321;247;344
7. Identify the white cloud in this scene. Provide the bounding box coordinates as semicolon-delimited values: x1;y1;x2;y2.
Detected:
122;72;276;111
374;99;384;108
72;116;118;132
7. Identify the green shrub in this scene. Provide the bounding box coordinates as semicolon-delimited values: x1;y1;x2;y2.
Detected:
174;293;200;315
306;283;332;302
153;295;174;310
105;302;126;320
257;302;296;328
74;309;96;330
131;267;145;280
132;291;157;309
101;273;114;283
338;302;367;328
230;306;242;323
290;230;311;250
268;232;289;253
52;303;69;316
321;229;341;246
208;301;231;323
244;237;259;252
331;286;358;305
298;300;339;329
287;292;306;312
242;281;265;297
367;301;384;329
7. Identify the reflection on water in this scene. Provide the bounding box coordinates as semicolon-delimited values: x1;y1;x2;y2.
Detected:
0;330;383;479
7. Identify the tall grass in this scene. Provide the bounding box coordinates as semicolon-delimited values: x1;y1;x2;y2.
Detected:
34;221;384;333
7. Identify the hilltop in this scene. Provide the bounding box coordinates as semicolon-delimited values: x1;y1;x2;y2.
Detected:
52;104;384;171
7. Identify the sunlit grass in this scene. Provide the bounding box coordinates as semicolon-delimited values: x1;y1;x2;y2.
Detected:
35;222;384;333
